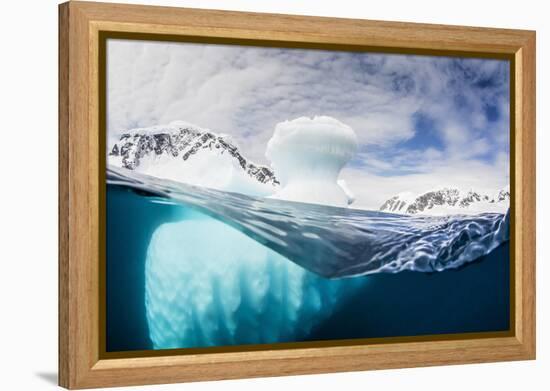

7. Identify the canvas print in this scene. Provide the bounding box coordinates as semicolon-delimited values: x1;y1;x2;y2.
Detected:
105;39;511;353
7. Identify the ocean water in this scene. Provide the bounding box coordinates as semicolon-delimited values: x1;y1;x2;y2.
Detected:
106;167;510;352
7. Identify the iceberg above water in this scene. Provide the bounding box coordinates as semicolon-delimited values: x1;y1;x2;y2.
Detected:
266;116;358;207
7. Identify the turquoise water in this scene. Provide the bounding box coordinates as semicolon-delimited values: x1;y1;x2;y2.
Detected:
106;168;510;352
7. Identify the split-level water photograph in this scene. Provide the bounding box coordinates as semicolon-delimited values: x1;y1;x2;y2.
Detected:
105;38;511;353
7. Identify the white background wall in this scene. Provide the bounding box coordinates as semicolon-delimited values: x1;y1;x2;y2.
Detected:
0;0;547;389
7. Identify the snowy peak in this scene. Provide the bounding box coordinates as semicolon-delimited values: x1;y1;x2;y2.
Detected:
380;186;510;215
496;186;510;202
108;122;280;191
379;191;416;214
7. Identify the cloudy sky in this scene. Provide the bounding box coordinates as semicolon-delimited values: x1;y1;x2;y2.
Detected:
107;39;510;209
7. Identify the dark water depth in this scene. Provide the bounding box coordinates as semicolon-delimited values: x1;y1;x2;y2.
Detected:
106;168;510;352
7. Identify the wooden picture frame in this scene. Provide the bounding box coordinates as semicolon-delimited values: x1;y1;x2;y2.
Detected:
59;1;536;389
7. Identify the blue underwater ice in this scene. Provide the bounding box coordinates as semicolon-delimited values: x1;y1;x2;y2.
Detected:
145;216;362;348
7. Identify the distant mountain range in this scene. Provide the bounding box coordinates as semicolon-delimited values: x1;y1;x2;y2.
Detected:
108;121;509;215
108;121;279;193
379;187;510;215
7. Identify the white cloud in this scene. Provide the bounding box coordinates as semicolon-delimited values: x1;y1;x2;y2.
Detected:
107;39;510;209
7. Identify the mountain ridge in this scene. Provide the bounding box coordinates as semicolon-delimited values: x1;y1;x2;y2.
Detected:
108;121;280;191
379;186;510;215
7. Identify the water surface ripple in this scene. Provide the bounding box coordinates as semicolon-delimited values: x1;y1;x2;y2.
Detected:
107;166;510;278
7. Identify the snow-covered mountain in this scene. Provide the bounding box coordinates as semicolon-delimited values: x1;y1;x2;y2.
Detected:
379;186;510;216
108;121;279;195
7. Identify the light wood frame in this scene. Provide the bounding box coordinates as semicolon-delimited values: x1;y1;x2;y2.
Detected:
59;1;536;389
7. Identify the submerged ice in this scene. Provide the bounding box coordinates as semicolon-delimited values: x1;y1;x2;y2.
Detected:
145;214;363;349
